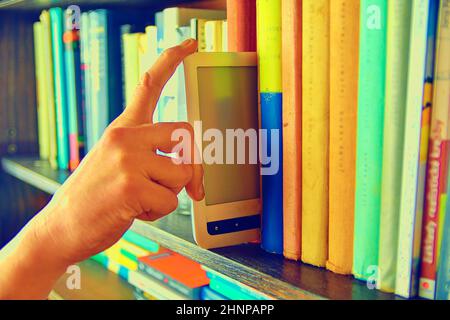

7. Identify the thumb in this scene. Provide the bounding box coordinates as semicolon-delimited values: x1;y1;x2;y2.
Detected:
118;39;198;126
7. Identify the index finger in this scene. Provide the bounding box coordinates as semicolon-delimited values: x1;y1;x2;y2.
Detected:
120;39;198;126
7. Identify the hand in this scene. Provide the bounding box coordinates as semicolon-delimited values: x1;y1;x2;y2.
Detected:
31;39;203;265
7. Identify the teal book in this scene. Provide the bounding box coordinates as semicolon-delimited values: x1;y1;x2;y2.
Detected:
378;0;412;293
49;8;70;170
80;13;93;152
353;0;387;281
64;8;84;171
122;231;160;253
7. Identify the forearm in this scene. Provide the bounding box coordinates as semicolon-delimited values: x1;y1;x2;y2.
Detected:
0;209;70;300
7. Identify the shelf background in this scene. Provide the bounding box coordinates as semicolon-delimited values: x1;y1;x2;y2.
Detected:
2;157;400;300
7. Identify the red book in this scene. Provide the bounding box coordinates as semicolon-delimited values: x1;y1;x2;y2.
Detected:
138;251;209;299
227;0;257;52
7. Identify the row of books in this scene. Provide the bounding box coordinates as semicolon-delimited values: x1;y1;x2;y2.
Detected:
32;0;450;300
255;0;450;300
90;230;268;300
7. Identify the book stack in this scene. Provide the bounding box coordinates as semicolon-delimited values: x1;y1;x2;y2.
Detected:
90;230;213;300
32;1;450;299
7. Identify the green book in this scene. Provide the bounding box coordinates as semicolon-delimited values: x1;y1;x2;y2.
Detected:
353;0;387;281
378;0;412;292
33;22;51;161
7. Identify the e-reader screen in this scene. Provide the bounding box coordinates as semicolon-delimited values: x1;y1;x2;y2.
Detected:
197;66;260;206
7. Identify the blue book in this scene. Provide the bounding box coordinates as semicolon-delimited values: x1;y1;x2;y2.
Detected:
206;271;267;300
260;93;283;254
200;286;228;300
49;8;69;170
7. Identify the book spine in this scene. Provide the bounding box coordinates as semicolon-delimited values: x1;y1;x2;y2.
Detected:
221;20;228;52
122;231;160;252
436;160;450;300
120;24;131;109
281;0;302;261
301;0;329;267
378;0;412;292
33;22;50;161
420;0;450;299
257;0;283;255
40;11;58;169
205;20;223;52
137;261;197;299
49;7;70;170
191;19;207;52
63;28;82;171
80;13;93;153
328;0;359;275
353;0;387;281
123;33;140;106
227;0;257;52
395;0;430;298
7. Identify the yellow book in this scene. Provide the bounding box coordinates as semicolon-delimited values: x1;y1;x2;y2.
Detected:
122;33;140;105
205;20;223;52
328;0;359;275
302;0;330;267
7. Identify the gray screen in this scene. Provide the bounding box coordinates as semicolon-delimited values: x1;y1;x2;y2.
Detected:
197;66;260;206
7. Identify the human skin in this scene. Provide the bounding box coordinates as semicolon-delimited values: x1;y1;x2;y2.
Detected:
0;39;203;300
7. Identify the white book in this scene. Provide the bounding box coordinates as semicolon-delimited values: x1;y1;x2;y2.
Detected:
396;0;430;298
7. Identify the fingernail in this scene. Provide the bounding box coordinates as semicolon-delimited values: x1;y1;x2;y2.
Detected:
181;38;195;47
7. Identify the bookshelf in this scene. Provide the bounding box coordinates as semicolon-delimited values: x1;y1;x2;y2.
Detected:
1;157;400;300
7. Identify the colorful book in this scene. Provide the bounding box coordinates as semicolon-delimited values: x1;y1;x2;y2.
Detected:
33;22;51;161
328;0;360;275
138;251;209;299
281;0;302;261
395;0;432;298
301;0;329;267
49;7;70;170
64;8;84;171
419;0;450;300
190;18;208;52
205;20;223;52
378;0;412;292
436;158;450;300
122;32;141;106
353;0;387;281
257;0;283;255
122;230;160;253
227;0;257;52
39;11;58;169
80;12;93;153
200;286;228;300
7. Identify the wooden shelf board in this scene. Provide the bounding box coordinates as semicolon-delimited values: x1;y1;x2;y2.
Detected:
2;156;400;300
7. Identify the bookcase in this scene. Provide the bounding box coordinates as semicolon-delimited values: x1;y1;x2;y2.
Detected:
0;0;399;300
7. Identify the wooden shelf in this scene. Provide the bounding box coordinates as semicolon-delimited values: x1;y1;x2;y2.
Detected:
2;156;400;300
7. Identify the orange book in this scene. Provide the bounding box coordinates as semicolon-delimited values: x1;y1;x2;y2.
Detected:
327;0;359;275
227;0;257;52
282;0;302;261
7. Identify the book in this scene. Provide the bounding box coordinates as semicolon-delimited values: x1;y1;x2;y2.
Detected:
328;0;360;275
257;0;283;255
138;26;158;78
122;230;160;253
221;20;228;52
49;7;70;170
281;0;302;261
227;0;257;52
200;286;228;300
80;12;93;152
301;0;329;267
378;0;412;292
39;11;58;169
203;268;269;300
64;9;84;171
353;0;387;281
128;270;189;300
33;22;51;161
122;32;141;106
419;0;450;300
205;20;223;52
436;158;450;300
138;251;209;299
395;0;432;298
190;18;208;52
